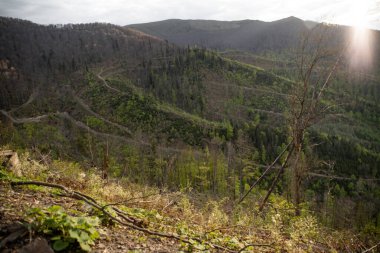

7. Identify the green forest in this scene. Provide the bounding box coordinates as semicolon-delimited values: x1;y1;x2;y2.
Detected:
0;16;379;252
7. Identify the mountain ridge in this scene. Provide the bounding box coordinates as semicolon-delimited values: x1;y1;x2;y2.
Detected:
126;16;321;53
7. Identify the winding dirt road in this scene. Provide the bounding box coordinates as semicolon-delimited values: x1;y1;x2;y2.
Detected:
71;92;132;136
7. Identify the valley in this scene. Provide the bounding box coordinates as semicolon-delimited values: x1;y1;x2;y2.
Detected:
0;15;379;252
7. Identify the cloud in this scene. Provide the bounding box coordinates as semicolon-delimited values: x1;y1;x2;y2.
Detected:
0;0;379;29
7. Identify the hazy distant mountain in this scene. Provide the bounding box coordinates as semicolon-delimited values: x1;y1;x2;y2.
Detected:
127;16;316;52
128;16;380;77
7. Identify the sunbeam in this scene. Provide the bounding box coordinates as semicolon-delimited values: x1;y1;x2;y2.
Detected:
347;0;373;70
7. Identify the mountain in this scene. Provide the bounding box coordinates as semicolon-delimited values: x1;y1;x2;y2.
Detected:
0;17;291;163
127;17;316;52
128;17;380;75
0;17;379;234
0;17;169;109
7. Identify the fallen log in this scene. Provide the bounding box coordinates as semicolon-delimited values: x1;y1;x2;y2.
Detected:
10;180;241;252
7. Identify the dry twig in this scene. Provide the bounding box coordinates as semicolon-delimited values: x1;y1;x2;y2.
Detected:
10;180;244;252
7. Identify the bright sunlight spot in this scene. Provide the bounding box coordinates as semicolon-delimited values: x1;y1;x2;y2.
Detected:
347;0;370;28
346;0;373;70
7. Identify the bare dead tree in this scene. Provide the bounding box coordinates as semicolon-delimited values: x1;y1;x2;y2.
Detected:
237;24;346;214
102;139;109;180
286;24;344;215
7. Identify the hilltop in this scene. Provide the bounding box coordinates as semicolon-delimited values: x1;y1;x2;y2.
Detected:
127;17;314;52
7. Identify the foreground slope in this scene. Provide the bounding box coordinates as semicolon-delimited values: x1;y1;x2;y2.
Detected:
0;150;373;252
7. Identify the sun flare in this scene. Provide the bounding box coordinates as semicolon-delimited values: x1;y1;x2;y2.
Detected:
346;0;370;29
346;0;373;70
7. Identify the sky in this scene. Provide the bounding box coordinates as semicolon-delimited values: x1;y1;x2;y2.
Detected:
0;0;379;30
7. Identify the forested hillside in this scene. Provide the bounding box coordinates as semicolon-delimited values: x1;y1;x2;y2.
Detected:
127;17;314;52
0;16;380;252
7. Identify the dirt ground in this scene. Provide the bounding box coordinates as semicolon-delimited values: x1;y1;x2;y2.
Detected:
0;181;180;253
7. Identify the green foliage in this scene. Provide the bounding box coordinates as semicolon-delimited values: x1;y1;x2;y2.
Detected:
26;205;100;252
84;78;232;146
0;168;18;182
90;206;117;226
2;17;380;252
0;19;378;239
85;116;106;131
121;206;163;223
290;215;320;243
361;222;380;240
14;123;67;156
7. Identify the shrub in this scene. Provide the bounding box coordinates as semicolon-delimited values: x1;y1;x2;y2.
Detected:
26;205;100;252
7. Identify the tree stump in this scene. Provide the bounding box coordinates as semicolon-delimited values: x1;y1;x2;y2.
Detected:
0;150;22;177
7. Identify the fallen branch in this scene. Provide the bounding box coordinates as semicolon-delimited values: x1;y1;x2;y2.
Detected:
259;145;295;211
237;141;293;205
161;200;176;212
362;241;380;253
10;180;238;252
308;173;380;181
238;243;274;252
205;224;248;234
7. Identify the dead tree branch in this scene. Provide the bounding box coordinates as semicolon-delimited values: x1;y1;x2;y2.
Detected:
238;243;274;252
10;180;240;252
237;141;293;205
259;145;295;211
361;241;380;253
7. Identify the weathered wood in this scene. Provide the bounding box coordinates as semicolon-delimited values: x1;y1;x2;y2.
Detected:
0;150;14;157
0;150;22;176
